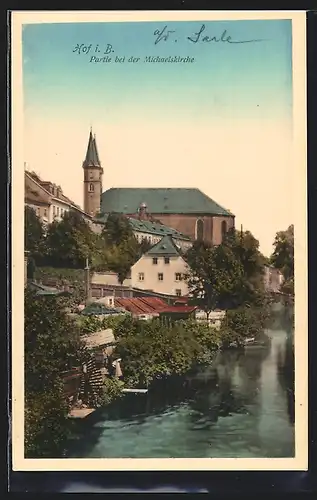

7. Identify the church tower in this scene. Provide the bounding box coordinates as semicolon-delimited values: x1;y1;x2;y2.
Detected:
83;129;103;216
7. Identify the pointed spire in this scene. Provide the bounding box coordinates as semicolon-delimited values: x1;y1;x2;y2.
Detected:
83;129;101;167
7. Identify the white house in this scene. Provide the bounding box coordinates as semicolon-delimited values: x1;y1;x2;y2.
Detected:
130;235;189;297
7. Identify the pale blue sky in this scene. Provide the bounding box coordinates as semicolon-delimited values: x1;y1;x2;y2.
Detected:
22;20;293;255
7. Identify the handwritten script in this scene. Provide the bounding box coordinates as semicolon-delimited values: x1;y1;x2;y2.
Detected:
153;24;266;45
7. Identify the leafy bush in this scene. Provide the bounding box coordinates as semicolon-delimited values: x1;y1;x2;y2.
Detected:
77;314;128;335
114;318;224;387
95;377;125;407
25;289;85;458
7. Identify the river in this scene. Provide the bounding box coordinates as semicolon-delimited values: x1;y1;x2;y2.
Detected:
66;307;295;459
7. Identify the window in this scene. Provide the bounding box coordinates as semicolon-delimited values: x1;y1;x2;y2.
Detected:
53;205;56;216
175;289;182;297
152;257;158;265
89;183;94;192
57;206;60;216
175;273;182;281
158;273;164;281
37;208;40;216
44;208;47;218
164;257;170;264
196;219;204;241
221;220;227;240
138;272;144;281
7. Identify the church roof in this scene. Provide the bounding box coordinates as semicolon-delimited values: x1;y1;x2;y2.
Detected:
101;188;233;216
83;130;101;167
145;235;182;257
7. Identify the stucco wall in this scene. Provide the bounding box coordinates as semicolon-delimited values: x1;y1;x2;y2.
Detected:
131;254;189;296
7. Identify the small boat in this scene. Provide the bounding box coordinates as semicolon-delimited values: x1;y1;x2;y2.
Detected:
243;337;271;348
122;388;148;394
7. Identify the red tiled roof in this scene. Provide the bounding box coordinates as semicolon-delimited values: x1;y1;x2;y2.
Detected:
114;297;196;316
159;306;197;314
114;297;168;315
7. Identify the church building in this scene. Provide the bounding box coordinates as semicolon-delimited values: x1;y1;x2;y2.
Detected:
83;130;235;245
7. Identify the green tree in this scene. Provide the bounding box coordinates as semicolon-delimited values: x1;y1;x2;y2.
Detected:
185;228;267;314
44;210;97;268
223;228;266;285
25;206;44;253
101;213;141;283
185;240;245;316
270;225;294;281
25;288;85;457
103;212;135;246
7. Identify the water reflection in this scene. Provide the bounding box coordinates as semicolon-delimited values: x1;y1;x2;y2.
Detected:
66;305;295;458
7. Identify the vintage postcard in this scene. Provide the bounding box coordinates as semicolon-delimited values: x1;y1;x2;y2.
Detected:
11;11;307;472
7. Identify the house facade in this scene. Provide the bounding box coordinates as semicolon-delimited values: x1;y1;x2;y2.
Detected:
25;170;93;227
130;235;189;297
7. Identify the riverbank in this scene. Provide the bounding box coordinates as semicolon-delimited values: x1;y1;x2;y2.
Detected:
64;326;294;459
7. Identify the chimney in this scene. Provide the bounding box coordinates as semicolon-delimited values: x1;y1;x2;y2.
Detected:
138;202;148;220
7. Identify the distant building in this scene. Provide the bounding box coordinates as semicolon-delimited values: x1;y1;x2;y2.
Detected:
93;214;193;251
130;235;189;297
25;170;93;226
79;129;235;244
263;265;284;292
100;188;235;245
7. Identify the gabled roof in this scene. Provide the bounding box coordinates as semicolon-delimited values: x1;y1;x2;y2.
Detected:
127;218;191;241
83;130;101;168
92;214;192;242
145;235;181;257
101;188;233;216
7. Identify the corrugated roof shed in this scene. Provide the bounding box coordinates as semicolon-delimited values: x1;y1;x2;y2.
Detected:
114;297;168;315
81;328;116;349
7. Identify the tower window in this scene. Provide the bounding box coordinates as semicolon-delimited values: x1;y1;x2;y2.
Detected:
221;220;227;240
89;183;94;192
196;219;204;241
